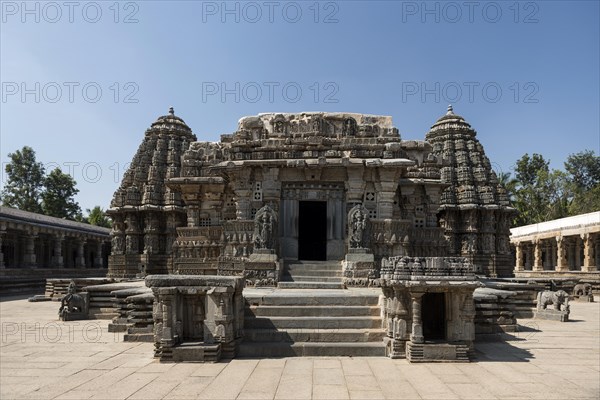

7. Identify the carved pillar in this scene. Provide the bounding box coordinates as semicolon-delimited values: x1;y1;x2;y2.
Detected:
377;191;395;220
582;233;597;272
0;224;5;269
515;242;524;271
533;240;543;271
410;292;424;344
346;168;367;204
53;234;64;268
551;239;557;268
125;213;140;255
556;236;568;272
575;237;582;270
75;238;86;268
94;241;103;267
187;204;200;227
24;233;37;267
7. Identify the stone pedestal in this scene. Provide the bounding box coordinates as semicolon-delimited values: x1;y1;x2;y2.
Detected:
246;250;279;287
342;249;375;285
535;308;569;322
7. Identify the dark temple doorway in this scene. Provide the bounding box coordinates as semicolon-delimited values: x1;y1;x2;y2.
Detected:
422;292;446;341
298;201;327;260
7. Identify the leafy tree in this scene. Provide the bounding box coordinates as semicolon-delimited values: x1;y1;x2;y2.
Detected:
497;171;518;204
512;153;570;225
86;206;112;228
1;146;45;213
564;150;600;215
42;168;82;219
564;150;600;191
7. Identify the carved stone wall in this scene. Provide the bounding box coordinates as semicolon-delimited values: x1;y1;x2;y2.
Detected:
108;108;511;280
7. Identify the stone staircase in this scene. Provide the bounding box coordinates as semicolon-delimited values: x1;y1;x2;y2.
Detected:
278;261;346;289
239;288;386;357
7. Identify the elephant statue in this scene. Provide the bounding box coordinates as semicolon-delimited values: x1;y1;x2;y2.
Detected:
58;281;88;320
537;290;569;311
573;283;592;297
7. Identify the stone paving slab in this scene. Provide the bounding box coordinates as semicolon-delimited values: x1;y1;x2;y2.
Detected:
1;296;599;400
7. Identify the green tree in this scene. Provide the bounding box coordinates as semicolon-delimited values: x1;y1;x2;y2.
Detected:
497;171;518;204
564;150;600;215
512;153;570;225
1;146;45;213
42;168;82;219
86;206;112;228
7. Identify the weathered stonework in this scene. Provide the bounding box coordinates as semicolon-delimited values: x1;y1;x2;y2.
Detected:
107;108;196;278
146;275;244;362
535;290;570;322
379;256;480;361
426;106;515;277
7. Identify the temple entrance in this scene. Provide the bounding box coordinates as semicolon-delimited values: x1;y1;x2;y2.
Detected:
181;295;204;341
422;292;446;341
298;201;327;260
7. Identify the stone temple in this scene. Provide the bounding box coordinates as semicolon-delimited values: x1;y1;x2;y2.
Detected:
105;106;516;361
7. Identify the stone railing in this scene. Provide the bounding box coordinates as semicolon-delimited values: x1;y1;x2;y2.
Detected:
380;256;475;282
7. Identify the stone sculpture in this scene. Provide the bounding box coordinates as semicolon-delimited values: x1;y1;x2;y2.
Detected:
538;290;569;310
349;205;368;249
253;205;276;250
58;281;89;321
573;283;594;302
536;290;570;321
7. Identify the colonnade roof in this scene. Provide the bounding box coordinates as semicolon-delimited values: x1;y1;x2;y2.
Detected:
0;206;111;237
511;211;600;239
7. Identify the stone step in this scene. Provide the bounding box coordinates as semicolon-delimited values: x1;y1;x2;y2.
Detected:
284;269;343;277
278;282;346;289
238;341;386;357
246;305;380;317
245;316;381;330
286;263;342;271
244;328;386;343
244;290;381;307
281;275;343;283
123;333;154;342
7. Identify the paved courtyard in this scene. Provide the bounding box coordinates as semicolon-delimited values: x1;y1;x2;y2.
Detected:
1;295;598;400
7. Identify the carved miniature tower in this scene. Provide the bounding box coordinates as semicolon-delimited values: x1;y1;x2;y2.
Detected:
107;108;197;277
426;106;515;277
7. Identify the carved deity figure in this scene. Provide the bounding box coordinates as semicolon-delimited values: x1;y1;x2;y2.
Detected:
312;117;321;133
111;234;124;255
349;205;368;249
253;205;277;250
274;120;284;133
462;234;476;254
343;118;357;136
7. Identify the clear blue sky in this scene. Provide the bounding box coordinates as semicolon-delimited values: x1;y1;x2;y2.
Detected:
1;1;599;212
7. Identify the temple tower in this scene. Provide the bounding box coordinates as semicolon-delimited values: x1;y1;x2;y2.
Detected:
426;106;515;277
107;108;196;277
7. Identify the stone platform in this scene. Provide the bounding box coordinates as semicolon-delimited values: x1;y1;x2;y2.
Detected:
1;294;599;399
